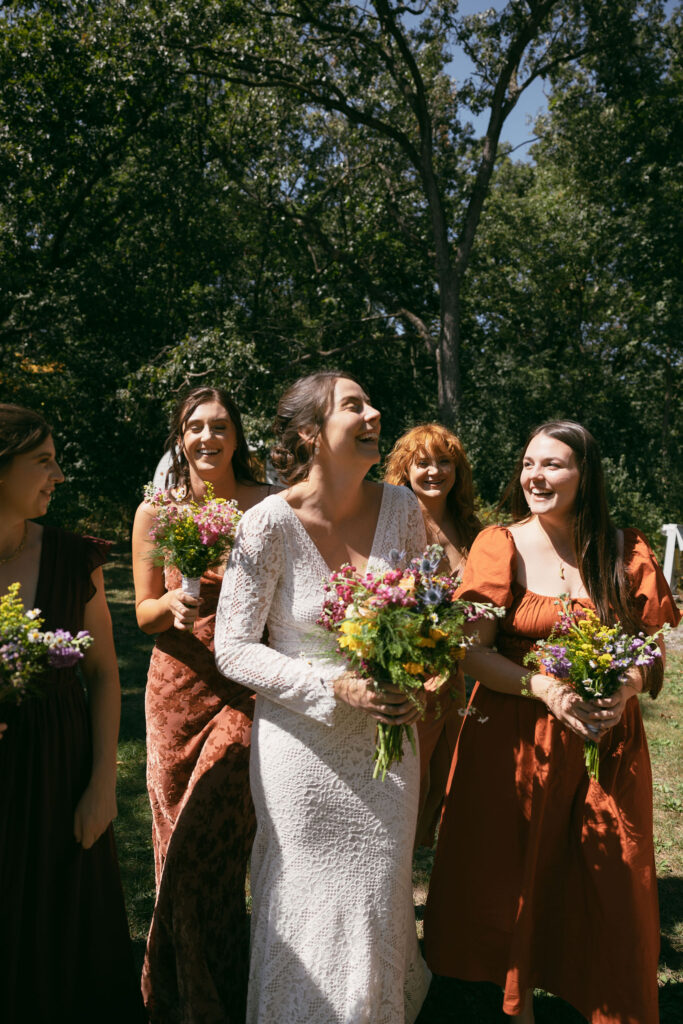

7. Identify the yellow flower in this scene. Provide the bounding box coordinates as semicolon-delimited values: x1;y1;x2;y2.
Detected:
403;662;426;676
399;576;416;592
430;627;448;641
339;619;362;636
339;634;364;653
416;636;436;647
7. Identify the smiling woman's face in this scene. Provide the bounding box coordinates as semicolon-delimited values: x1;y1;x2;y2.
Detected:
0;435;64;520
408;450;455;505
520;432;580;520
180;401;237;482
316;378;381;466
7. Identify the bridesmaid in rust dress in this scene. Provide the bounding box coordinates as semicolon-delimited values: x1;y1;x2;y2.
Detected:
384;423;481;846
424;420;680;1024
0;404;144;1023
132;387;273;1024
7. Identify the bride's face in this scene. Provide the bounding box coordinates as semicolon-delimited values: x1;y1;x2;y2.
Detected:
317;379;381;466
0;435;64;520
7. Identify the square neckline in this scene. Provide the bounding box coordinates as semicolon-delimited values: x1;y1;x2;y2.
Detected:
273;484;389;577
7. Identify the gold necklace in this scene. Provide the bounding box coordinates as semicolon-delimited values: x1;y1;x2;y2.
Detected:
536;519;568;580
0;522;28;566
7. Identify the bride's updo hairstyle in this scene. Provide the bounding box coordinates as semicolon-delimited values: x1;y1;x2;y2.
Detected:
271;370;359;485
164;386;261;495
0;404;52;472
501;419;662;696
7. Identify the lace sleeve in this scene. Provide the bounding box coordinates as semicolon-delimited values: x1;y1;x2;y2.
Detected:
401;487;428;561
214;502;338;724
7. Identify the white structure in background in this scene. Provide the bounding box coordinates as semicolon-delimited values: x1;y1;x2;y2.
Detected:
151;448;279;491
661;523;682;593
152;450;175;491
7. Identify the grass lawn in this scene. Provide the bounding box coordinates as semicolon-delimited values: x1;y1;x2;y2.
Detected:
105;548;683;1022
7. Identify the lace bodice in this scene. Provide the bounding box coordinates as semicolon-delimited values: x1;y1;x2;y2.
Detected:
215;485;427;717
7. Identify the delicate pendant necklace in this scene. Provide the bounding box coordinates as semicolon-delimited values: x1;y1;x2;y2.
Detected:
0;522;28;566
537;519;568;581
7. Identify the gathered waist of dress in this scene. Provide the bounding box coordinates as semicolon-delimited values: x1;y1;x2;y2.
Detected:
495;631;536;667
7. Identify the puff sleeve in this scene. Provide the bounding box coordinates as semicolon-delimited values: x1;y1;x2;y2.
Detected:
455;526;517;610
623;528;681;632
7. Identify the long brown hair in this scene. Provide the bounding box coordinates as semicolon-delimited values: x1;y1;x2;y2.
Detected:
165;387;261;494
0;404;52;472
384;423;481;553
270;370;359;485
501;419;662;695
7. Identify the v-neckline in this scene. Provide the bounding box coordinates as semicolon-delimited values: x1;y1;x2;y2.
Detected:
274;485;389;577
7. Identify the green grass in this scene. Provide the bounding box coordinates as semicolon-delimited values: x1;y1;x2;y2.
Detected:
105;549;683;1020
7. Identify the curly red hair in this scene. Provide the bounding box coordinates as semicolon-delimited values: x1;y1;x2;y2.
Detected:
384;424;481;552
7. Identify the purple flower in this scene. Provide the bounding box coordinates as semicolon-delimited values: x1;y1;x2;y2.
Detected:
47;647;85;669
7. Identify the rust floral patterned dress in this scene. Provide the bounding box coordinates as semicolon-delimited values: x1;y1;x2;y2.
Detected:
424;526;681;1024
142;565;256;1024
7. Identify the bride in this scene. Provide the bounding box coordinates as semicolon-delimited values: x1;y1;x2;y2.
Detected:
215;371;431;1024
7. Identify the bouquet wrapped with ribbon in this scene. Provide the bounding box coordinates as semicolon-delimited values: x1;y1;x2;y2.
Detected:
0;583;94;704
143;482;242;607
524;602;667;781
318;545;503;780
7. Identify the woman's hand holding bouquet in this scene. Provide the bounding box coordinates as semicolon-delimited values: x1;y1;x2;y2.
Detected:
319;545;503;779
525;603;667;780
143;483;242;631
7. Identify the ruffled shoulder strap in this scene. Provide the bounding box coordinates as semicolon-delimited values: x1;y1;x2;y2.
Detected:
36;527;112;632
623;527;681;632
455;525;516;609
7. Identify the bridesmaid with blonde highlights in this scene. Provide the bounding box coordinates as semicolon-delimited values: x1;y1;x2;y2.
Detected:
384;423;481;846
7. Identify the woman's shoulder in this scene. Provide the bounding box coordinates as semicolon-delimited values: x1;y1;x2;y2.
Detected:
470;523;516;553
380;481;419;512
456;524;517;606
40;526;111;600
238;492;290;530
621;527;681;629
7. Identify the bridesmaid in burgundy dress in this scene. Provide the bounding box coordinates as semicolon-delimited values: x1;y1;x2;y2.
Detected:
0;404;144;1024
132;387;273;1024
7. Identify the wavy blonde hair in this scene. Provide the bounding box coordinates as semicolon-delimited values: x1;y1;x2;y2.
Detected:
384;423;481;552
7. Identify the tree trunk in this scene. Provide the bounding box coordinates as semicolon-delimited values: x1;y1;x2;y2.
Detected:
437;270;461;429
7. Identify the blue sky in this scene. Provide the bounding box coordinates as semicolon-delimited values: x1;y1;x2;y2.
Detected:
442;0;678;159
449;1;547;157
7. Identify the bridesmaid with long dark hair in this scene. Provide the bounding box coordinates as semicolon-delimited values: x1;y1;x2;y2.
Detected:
0;403;143;1023
424;420;680;1024
132;386;273;1023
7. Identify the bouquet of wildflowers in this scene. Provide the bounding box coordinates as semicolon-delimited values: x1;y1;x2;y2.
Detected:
318;546;503;780
524;603;666;781
0;583;94;705
144;482;242;598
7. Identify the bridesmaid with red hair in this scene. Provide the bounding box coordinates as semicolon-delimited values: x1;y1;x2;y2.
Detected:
384;423;481;846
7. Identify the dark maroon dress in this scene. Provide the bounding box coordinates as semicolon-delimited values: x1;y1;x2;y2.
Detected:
0;527;145;1024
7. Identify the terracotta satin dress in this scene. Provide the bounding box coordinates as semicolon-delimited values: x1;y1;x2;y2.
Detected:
423;526;680;1024
142;565;256;1024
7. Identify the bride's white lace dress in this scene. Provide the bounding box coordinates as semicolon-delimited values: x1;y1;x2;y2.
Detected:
215;485;431;1024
